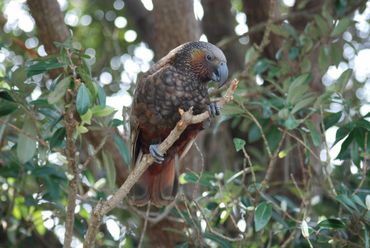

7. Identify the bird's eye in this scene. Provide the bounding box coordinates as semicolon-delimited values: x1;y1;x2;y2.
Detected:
206;54;212;61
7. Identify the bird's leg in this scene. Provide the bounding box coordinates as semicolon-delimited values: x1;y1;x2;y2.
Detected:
208;102;220;117
149;144;165;164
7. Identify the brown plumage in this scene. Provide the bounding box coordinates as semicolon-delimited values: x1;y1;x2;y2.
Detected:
129;41;228;207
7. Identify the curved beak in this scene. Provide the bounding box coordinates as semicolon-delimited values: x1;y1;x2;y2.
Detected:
211;62;228;88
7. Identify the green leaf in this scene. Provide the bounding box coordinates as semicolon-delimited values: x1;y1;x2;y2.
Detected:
0;91;15;101
330;43;342;66
356;119;370;131
221;104;244;116
288;47;299;60
254;202;272;231
233;138;246;152
102;151;116;190
26;57;64;77
248;123;261;143
267;126;282;152
254;59;269;75
336;131;354;160
314;15;330;35
0;99;18;117
331;17;352;37
175;242;189;248
287;74;310;104
333;124;352;147
179;171;213;187
47;76;71;104
291;95;316;114
91;105;115;117
306;121;321;147
76;83;91;115
204;232;232;248
97;84;106;107
317;219;345;229
110;118;123;127
77;125;88;134
270;24;290;38
49;127;66;149
80;109;92;125
113;135;130;165
284;114;299;130
323;112;342;130
336;194;359;213
10;67;27;86
330;69;352;92
351;194;367;209
319;46;330;74
17;121;37;163
32;210;46;235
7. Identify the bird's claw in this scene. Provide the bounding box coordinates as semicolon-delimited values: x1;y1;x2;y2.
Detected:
149;144;165;164
208;102;220;117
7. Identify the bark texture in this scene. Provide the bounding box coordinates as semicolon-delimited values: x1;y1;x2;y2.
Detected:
202;0;245;74
152;0;201;58
243;0;282;60
27;0;69;55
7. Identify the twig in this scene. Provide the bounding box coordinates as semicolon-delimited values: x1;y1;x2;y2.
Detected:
225;167;251;185
256;0;276;53
83;79;240;248
262;131;287;185
353;131;368;195
63;48;80;248
63;89;78;248
138;202;151;248
194;201;244;242
241;147;256;184
0;119;48;147
192;142;205;199
129;199;178;224
81;136;108;171
279;128;320;161
217;7;321;49
237;102;272;158
319;107;337;196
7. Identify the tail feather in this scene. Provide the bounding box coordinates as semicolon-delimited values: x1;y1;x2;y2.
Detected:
129;159;178;207
129;170;151;206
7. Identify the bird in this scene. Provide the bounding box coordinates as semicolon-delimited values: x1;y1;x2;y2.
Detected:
129;41;228;207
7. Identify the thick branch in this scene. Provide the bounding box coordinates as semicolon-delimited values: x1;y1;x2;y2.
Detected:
83;79;239;248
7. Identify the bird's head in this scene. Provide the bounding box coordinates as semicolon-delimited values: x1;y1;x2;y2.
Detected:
171;41;228;88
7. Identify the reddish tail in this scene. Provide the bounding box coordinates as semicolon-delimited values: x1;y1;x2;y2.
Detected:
130;159;178;207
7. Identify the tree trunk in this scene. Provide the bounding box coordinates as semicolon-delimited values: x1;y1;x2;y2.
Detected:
27;0;69;55
152;0;201;58
243;0;282;60
202;0;245;74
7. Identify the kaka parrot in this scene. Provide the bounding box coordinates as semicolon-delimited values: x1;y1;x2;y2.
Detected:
129;41;228;207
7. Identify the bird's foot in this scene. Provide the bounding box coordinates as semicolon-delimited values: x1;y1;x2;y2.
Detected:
208;102;220;117
149;144;165;164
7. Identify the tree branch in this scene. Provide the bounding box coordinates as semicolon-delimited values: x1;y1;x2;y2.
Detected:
83;79;239;248
63;49;80;248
